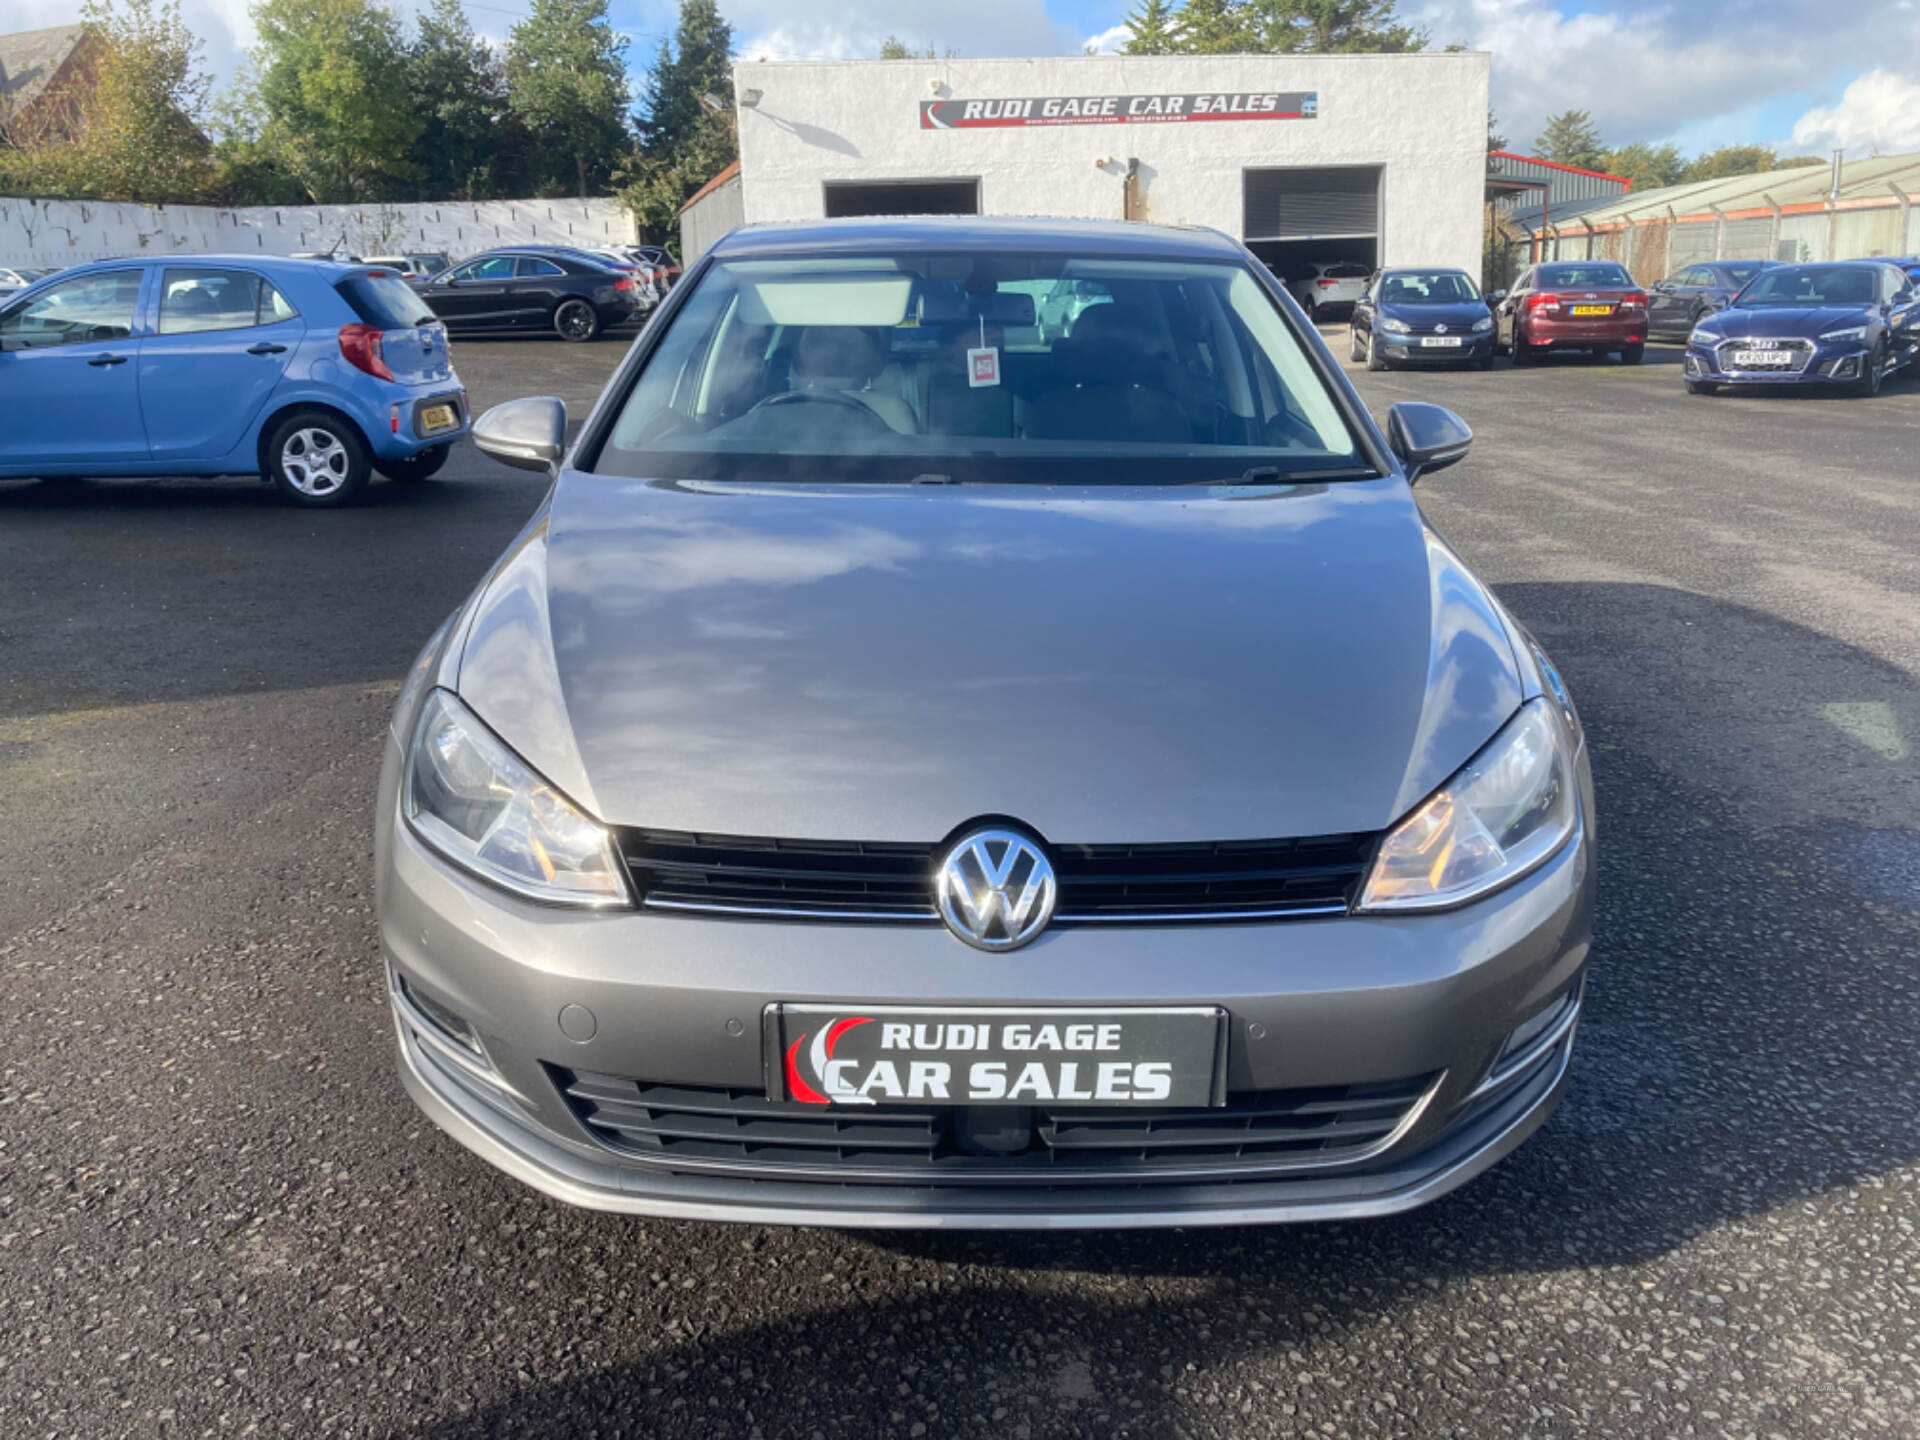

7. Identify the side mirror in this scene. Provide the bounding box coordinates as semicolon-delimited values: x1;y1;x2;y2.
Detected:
1386;402;1472;484
1486;289;1508;304
473;396;567;475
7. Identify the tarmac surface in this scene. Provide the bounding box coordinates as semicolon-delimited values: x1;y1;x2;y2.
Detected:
2;322;1917;1437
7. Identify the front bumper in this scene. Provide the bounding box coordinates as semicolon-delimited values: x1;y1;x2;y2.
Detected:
1379;331;1494;363
1683;340;1868;386
375;734;1595;1227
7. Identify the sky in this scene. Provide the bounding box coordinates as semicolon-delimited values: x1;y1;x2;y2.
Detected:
4;0;1918;162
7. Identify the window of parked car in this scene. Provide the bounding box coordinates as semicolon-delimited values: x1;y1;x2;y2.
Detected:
597;251;1365;485
1322;263;1372;280
1735;265;1877;306
158;269;298;334
336;272;437;329
1535;263;1634;288
1378;271;1481;303
1720;261;1765;284
516;257;566;277
448;256;518;282
0;269;141;350
1671;266;1713;288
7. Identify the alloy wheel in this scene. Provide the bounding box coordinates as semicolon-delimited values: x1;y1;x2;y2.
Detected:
556;300;597;342
280;428;349;498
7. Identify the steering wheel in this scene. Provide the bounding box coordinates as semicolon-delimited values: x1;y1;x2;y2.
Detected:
746;390;892;428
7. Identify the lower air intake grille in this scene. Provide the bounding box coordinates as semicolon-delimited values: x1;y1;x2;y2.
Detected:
552;1068;1436;1184
617;829;1377;923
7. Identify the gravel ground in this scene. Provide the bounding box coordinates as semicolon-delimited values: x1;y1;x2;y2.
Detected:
2;322;1917;1439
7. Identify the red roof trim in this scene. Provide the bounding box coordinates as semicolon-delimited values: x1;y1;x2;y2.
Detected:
679;160;741;215
1489;150;1631;187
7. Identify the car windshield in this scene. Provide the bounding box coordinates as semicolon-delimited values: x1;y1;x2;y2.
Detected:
1380;271;1480;303
1537;263;1633;288
595;251;1366;485
1735;265;1876;306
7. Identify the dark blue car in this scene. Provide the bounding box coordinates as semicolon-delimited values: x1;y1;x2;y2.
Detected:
1646;259;1776;341
1348;267;1496;370
0;255;469;505
1683;261;1918;397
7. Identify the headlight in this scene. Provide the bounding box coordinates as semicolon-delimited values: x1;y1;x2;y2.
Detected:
1689;328;1718;348
1380;317;1411;334
1360;698;1578;912
1472;315;1493;333
1819;325;1867;344
404;688;628;907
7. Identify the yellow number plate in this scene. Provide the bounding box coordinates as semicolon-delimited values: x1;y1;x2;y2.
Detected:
1569;304;1611;316
420;404;456;433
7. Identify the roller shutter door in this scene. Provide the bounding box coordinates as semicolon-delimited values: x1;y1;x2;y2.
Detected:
1244;167;1379;240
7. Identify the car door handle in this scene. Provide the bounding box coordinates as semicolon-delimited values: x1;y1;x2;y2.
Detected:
247;342;287;355
87;353;128;366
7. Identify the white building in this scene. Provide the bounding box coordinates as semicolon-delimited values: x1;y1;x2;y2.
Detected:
684;52;1490;279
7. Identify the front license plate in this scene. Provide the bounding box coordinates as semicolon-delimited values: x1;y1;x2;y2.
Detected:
419;404;457;433
1731;350;1792;367
767;1004;1227;1107
1569;304;1611;316
1419;336;1464;348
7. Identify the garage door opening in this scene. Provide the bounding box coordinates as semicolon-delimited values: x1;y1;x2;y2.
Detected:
1243;165;1381;287
823;179;980;218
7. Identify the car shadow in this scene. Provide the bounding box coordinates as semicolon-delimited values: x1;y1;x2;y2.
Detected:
396;580;1918;1436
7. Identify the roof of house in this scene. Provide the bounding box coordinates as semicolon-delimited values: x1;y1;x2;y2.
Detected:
679;160;740;215
1509;150;1920;234
0;24;87;119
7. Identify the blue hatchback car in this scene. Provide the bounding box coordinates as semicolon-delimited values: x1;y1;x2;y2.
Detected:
0;255;469;505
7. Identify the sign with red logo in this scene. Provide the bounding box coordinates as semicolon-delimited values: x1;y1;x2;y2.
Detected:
921;92;1317;129
767;1004;1226;1107
967;345;1000;388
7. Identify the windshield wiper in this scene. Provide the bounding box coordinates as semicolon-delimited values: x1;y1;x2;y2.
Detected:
1172;464;1378;486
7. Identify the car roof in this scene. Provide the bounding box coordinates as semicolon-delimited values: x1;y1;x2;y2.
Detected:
1377;266;1470;275
712;215;1243;262
32;253;375;279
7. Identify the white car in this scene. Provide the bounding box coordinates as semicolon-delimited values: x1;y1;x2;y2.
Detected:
0;264;57;299
1288;261;1373;318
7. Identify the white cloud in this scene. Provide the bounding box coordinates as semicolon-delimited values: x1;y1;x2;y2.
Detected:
1411;0;1920;156
727;0;1078;63
1791;69;1920;157
1082;23;1132;55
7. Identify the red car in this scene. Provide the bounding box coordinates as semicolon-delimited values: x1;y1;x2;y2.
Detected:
1493;260;1649;365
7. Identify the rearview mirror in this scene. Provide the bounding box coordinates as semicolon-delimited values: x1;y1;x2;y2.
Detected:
1385;402;1472;484
473;396;567;476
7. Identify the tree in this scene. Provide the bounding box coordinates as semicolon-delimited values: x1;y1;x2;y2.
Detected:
1603;140;1685;191
1176;0;1251;53
1246;0;1425;53
1776;155;1826;169
0;0;216;204
410;0;514;199
250;0;421;202
1534;109;1605;171
507;0;630;197
1682;145;1777;183
619;0;737;247
1122;0;1181;55
1487;109;1507;154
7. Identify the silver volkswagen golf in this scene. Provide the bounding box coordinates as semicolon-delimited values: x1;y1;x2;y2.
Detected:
376;217;1594;1228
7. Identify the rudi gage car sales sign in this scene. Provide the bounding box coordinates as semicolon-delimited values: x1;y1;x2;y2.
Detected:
921;91;1318;129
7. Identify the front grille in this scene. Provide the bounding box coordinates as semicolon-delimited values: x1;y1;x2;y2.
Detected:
618;829;1377;924
1716;337;1812;374
554;1068;1437;1184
